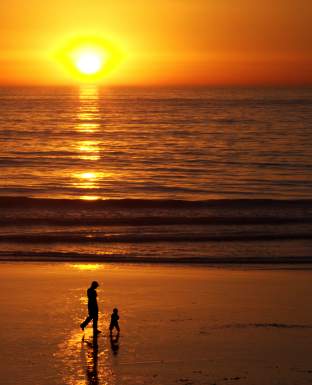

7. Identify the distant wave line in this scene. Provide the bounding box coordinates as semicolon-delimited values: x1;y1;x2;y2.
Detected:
1;196;312;208
0;216;311;227
1;232;312;244
0;251;312;264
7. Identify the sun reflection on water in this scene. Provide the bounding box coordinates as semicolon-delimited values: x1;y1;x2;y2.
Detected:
77;140;101;161
80;172;98;179
76;85;100;133
72;85;113;200
80;195;101;201
77;122;100;133
72;171;112;190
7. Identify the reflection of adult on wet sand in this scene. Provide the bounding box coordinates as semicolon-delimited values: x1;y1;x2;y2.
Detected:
84;334;99;385
80;281;101;335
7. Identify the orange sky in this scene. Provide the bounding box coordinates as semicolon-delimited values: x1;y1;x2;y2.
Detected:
0;0;311;85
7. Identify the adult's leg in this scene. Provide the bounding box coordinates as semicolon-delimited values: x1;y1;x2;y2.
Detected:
92;312;99;334
81;315;93;329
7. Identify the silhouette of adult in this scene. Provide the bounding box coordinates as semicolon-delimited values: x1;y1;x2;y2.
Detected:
80;281;101;335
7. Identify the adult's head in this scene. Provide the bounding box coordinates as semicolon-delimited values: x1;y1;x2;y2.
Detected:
91;281;99;289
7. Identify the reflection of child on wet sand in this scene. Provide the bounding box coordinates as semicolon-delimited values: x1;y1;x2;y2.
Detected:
109;308;120;334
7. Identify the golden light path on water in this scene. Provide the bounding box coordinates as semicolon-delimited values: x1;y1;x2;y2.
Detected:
77;86;100;133
73;85;105;200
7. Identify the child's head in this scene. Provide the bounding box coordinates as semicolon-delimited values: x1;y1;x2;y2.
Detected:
113;308;118;314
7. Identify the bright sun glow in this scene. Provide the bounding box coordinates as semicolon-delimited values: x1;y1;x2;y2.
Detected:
75;51;104;75
57;36;122;83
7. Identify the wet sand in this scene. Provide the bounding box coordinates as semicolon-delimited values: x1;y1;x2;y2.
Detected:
0;262;312;385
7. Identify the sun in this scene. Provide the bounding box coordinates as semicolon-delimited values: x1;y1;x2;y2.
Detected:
75;51;103;75
56;36;122;82
70;46;107;77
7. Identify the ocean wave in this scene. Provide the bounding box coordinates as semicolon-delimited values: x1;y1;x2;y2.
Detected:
0;231;311;244
0;216;310;227
0;251;311;264
1;196;311;227
1;195;312;209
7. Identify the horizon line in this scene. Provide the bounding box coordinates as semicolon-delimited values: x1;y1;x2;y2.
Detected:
0;82;311;88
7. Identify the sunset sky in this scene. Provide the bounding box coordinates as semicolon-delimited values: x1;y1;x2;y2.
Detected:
0;0;311;85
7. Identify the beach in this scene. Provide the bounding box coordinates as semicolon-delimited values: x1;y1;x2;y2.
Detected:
1;262;312;385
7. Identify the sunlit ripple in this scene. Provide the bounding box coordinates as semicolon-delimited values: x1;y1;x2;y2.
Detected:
79;155;101;161
76;140;101;160
78;141;100;152
80;195;101;201
72;171;113;189
72;172;99;189
76;122;100;133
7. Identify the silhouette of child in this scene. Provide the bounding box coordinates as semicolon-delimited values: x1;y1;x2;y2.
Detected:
109;308;120;334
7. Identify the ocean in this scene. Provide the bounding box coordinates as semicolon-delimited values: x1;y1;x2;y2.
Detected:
1;86;311;263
